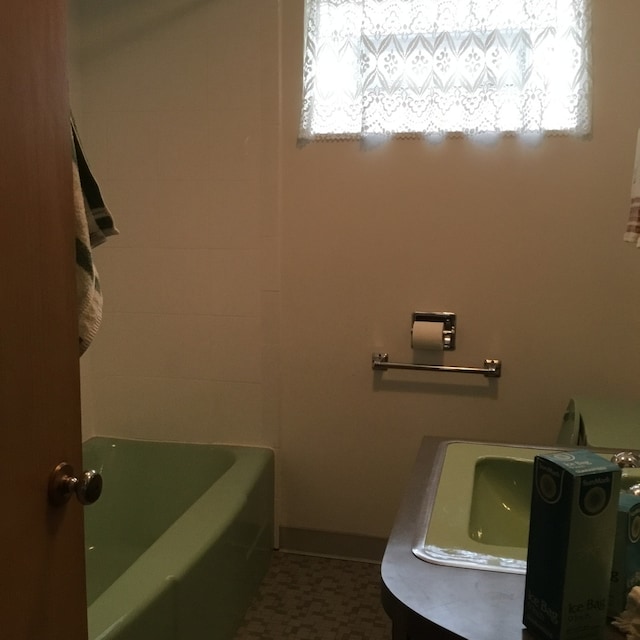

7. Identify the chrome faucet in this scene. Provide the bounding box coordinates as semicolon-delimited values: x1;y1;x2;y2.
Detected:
611;452;640;496
611;451;640;469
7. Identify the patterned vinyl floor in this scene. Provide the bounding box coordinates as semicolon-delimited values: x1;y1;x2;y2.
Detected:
233;551;393;640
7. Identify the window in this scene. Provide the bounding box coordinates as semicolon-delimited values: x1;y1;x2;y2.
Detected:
299;0;591;140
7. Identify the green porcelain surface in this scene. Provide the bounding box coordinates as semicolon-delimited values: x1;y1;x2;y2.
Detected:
469;456;533;548
83;437;274;640
415;441;640;574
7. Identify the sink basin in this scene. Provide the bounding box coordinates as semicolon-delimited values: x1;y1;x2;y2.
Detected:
469;456;533;548
413;441;640;574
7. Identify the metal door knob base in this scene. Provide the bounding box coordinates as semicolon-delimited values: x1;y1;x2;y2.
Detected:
48;462;102;506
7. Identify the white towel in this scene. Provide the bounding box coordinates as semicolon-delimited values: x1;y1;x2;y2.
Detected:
71;116;118;355
613;586;640;638
624;129;640;248
73;158;103;356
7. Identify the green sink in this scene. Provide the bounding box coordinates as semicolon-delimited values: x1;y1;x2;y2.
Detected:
413;441;640;574
469;456;533;548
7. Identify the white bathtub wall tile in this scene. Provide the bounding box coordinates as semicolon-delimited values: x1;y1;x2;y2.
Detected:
206;4;262;113
77;10;217;113
88;374;262;443
91;177;260;251
75;0;260;112
86;178;263;251
149;179;217;248
210;110;262;183
209;380;264;444
206;315;263;382
89;312;204;379
256;97;279;240
149;0;221;47
97;247;183;313
202;249;262;316
72;0;170;77
207;179;261;250
257;106;280;241
259;170;279;240
261;342;281;448
186;378;261;444
261;291;281;347
260;235;281;292
79;39;160;114
155;109;217;182
92;312;262;382
71;0;278;448
258;2;280;123
101;110;162;183
150;35;211;112
97;247;261;316
89;375;217;441
123;178;227;249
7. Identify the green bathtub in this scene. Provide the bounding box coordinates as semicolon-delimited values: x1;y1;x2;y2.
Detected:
83;437;274;640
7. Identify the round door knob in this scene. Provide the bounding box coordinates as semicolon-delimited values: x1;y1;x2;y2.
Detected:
48;462;103;506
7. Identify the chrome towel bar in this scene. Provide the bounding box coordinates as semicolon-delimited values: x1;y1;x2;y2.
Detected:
371;352;502;378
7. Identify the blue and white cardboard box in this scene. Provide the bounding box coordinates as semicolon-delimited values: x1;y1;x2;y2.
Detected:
523;449;620;640
608;492;640;618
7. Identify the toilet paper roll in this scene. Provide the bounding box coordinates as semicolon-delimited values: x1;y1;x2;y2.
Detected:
411;322;444;350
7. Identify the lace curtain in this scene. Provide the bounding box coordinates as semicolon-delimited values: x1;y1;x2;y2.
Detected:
299;0;591;140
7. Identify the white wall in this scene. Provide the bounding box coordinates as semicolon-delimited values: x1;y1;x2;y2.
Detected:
69;0;281;448
71;0;640;541
278;0;640;538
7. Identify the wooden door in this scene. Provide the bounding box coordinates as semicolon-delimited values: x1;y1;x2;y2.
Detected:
0;0;87;638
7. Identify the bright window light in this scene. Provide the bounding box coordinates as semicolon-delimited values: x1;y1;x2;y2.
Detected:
299;0;591;140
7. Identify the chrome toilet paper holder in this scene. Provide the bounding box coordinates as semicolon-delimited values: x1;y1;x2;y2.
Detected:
412;311;456;350
372;311;502;378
